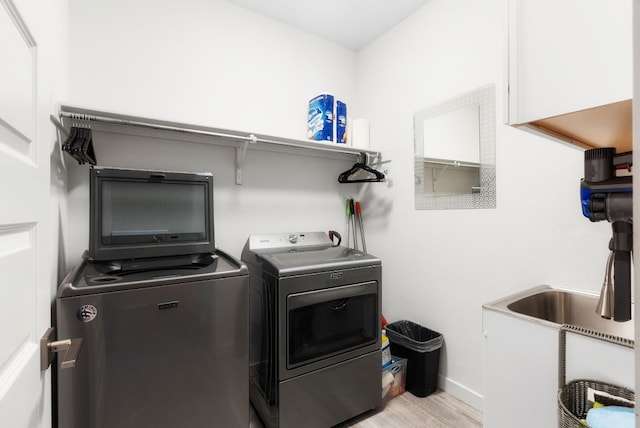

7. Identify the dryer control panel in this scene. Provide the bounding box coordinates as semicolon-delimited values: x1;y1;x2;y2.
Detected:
246;232;332;251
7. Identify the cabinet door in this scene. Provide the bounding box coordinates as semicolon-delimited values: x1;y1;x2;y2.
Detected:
506;0;632;125
483;310;558;428
483;309;635;427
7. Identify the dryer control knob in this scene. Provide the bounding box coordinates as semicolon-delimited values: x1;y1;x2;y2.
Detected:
288;234;298;244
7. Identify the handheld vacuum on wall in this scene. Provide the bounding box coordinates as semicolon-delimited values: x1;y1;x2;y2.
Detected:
580;147;633;322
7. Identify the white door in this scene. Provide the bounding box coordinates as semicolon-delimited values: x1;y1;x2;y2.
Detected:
0;0;55;426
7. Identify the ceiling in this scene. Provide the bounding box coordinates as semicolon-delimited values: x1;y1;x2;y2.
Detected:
224;0;429;50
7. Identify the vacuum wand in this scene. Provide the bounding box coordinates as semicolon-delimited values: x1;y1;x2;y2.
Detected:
611;221;632;322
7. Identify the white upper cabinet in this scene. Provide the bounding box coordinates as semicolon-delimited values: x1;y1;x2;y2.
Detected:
505;0;632;151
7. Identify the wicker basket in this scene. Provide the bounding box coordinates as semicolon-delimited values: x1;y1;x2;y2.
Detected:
558;379;634;427
557;325;635;428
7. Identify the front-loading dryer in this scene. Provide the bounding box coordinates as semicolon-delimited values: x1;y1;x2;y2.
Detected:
242;232;382;428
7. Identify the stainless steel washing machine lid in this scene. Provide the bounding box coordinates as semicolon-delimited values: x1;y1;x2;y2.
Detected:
241;232;380;276
58;249;248;297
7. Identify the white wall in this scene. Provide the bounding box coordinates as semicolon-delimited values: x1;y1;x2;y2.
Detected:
64;0;618;412
356;0;612;408
67;0;357;140
64;0;361;264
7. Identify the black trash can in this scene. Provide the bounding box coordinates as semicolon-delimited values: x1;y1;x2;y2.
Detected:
385;320;443;398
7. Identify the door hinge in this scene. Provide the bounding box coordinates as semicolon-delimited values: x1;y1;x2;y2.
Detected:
40;327;83;371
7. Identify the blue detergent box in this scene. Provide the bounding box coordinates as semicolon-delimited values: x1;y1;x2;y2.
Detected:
336;100;347;144
308;93;334;141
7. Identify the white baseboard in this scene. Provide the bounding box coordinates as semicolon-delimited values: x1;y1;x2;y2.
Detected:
439;374;484;411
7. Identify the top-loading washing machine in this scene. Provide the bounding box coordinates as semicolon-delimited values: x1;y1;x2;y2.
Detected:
55;250;249;428
54;167;249;427
241;232;382;428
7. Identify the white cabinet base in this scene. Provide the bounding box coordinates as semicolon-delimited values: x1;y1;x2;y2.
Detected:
483;309;634;427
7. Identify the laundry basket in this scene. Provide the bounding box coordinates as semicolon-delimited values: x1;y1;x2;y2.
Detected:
557;325;635;428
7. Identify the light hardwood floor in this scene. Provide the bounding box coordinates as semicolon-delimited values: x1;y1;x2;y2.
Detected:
250;390;483;427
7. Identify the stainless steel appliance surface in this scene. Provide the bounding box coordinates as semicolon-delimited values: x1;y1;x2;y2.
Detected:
55;250;249;428
242;232;382;428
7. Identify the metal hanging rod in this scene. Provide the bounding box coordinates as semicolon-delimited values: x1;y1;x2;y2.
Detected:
50;114;68;137
59;111;258;144
422;157;480;168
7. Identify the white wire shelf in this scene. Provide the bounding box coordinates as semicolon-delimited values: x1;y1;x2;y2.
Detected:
54;105;385;184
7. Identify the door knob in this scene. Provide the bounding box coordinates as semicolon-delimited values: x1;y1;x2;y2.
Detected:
40;327;83;370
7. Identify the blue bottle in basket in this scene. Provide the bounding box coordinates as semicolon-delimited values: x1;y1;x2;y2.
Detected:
308;93;334;142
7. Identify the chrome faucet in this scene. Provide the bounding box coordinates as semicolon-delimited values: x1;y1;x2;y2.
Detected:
596;251;614;319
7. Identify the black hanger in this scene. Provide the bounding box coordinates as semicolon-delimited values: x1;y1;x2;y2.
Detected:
78;127;97;165
62;126;77;154
62;123;97;166
338;162;385;183
71;128;87;161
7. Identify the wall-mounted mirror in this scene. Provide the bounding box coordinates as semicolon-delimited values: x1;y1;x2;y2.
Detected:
414;84;496;210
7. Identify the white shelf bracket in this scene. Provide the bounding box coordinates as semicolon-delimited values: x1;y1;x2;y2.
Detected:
357;152;369;165
235;133;258;185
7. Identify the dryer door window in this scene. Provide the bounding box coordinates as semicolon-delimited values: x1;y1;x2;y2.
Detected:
286;282;378;368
